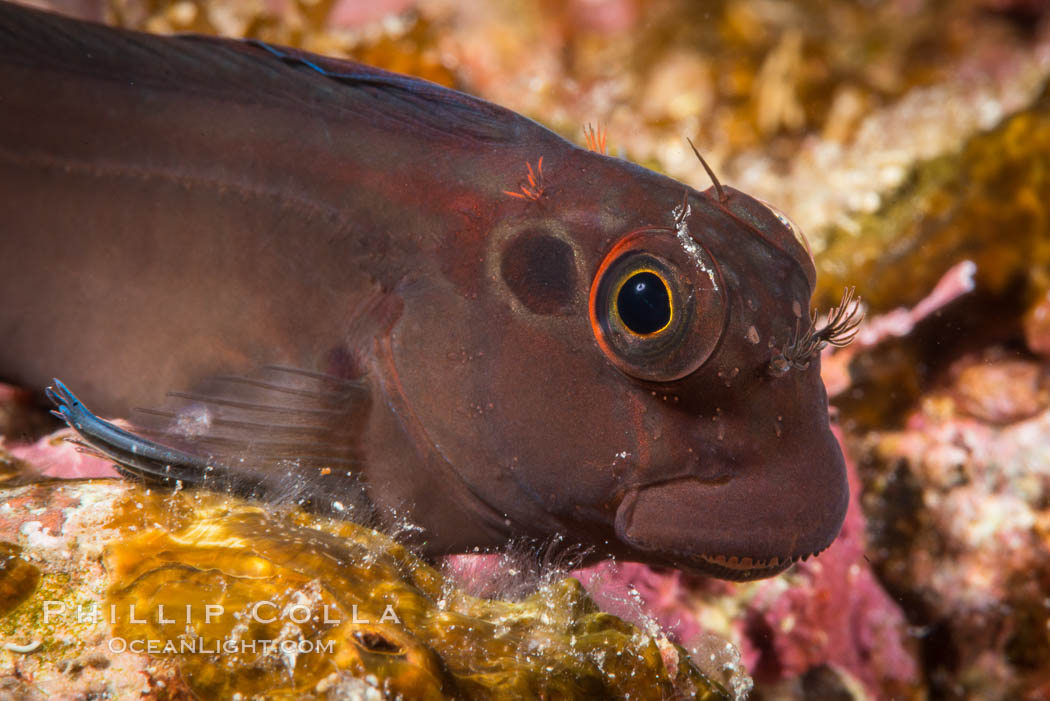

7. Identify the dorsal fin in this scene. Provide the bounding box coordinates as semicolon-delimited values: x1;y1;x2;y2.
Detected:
0;1;531;144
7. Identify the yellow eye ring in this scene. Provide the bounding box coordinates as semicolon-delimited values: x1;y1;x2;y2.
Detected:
611;268;674;337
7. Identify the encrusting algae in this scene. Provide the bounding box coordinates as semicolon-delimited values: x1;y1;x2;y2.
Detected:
815;80;1050;314
1;480;730;700
0;543;39;619
813;81;1050;431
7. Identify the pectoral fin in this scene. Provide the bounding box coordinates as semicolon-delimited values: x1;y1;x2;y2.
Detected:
47;366;373;522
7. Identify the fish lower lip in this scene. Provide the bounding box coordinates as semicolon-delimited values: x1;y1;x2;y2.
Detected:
699;553;786;571
614;466;847;578
687;553;794;581
629;544;797;581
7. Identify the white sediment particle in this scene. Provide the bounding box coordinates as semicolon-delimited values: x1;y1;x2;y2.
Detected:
61;483;122;532
673;201;718;290
314;672;385;700
686;632;754;701
20;520;66;551
274;621;303;673
4;640;41;654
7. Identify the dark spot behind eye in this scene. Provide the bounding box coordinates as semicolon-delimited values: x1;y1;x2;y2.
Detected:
500;231;577;315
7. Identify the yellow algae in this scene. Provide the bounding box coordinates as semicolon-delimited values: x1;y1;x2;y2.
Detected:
816;85;1050;313
103;489;729;700
0;542;40;618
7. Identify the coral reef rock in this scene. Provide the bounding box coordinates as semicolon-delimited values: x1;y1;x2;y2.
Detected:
0;478;730;700
861;354;1050;700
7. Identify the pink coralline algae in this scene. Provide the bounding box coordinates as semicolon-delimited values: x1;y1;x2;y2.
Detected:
739;432;918;694
0;381;117;481
822;259;978;398
5;429;119;481
862;354;1050;699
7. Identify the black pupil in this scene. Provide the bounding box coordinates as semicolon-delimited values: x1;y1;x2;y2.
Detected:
617;272;671;334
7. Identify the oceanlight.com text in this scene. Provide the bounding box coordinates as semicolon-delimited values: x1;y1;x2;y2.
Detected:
107;637;336;655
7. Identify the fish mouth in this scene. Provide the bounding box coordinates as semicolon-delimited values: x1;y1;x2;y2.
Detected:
624;538;800;582
689;553;802;581
614;465;848;581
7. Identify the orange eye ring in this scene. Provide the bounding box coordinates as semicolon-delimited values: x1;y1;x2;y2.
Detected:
589;229;727;382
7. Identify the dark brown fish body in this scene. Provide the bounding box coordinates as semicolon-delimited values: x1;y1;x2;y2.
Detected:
0;1;848;579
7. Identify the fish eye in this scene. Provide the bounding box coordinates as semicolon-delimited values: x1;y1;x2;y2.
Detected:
615;270;672;335
589;229;727;382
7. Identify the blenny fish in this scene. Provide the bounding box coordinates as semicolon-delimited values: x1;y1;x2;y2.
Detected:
0;1;859;580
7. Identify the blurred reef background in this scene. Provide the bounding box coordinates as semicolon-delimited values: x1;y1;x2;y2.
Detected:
4;0;1050;699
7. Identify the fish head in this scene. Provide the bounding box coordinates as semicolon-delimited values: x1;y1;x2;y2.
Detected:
384;148;847;580
596;182;848;580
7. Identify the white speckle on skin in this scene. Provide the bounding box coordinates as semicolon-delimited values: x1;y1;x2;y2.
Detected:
672;201;718;290
172;404;213;438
